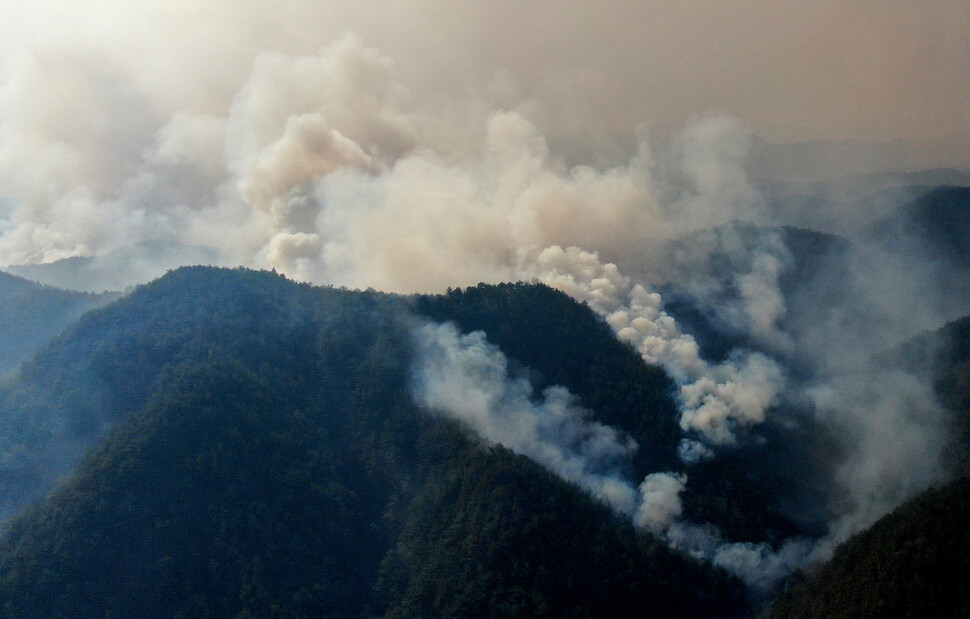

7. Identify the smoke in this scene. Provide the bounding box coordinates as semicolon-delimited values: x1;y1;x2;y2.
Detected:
634;472;687;531
808;370;946;553
411;319;797;591
531;244;783;444
413;321;655;519
412;320;807;591
786;241;956;557
712;539;814;594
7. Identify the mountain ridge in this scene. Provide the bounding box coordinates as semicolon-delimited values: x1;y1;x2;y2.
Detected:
0;266;750;618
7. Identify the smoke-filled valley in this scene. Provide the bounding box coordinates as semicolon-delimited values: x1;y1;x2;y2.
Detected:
0;2;969;617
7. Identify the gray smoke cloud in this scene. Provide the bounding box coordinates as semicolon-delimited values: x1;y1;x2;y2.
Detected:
784;235;958;558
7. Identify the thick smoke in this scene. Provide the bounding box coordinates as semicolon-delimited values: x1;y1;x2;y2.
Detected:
412;320;807;591
414;321;645;517
530;244;783;444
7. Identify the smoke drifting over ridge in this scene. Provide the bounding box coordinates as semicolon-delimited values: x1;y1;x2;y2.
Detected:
0;0;966;593
413;322;648;518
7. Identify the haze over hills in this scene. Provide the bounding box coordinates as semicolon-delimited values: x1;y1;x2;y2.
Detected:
0;271;116;375
0;1;968;616
770;315;970;617
4;241;226;293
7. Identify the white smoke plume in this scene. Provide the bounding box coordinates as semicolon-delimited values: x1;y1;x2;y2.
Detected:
412;319;806;591
413;321;668;520
634;472;687;532
531;244;783;443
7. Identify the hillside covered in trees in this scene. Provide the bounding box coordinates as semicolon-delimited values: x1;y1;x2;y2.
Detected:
769;477;970;618
0;271;115;376
0;267;748;618
1;265;969;617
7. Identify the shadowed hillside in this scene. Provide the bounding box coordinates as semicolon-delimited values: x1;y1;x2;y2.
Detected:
0;271;115;376
0;267;748;618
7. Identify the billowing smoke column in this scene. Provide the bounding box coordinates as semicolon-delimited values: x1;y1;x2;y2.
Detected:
531;244;783;445
413;321;670;518
412;319;810;592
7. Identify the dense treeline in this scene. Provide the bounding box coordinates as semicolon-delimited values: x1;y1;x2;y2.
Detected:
0;267;749;618
769;477;970;618
0;360;394;617
379;445;745;619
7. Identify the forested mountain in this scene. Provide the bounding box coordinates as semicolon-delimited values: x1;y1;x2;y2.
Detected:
769;313;970;618
0;271;116;376
0;267;747;618
769;477;970;618
869;186;970;268
416;283;816;546
2;263;969;617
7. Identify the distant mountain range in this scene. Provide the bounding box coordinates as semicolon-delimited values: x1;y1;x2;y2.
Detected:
0;271;115;376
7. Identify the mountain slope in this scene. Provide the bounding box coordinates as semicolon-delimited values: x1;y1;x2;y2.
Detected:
0;271;115;375
0;266;400;521
769;476;970;618
0;267;748;618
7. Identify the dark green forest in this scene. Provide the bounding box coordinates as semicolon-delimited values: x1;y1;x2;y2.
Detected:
1;263;969;617
0;267;748;618
769;477;970;618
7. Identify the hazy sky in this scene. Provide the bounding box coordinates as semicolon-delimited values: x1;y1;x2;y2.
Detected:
0;0;967;268
362;0;970;145
2;0;968;147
